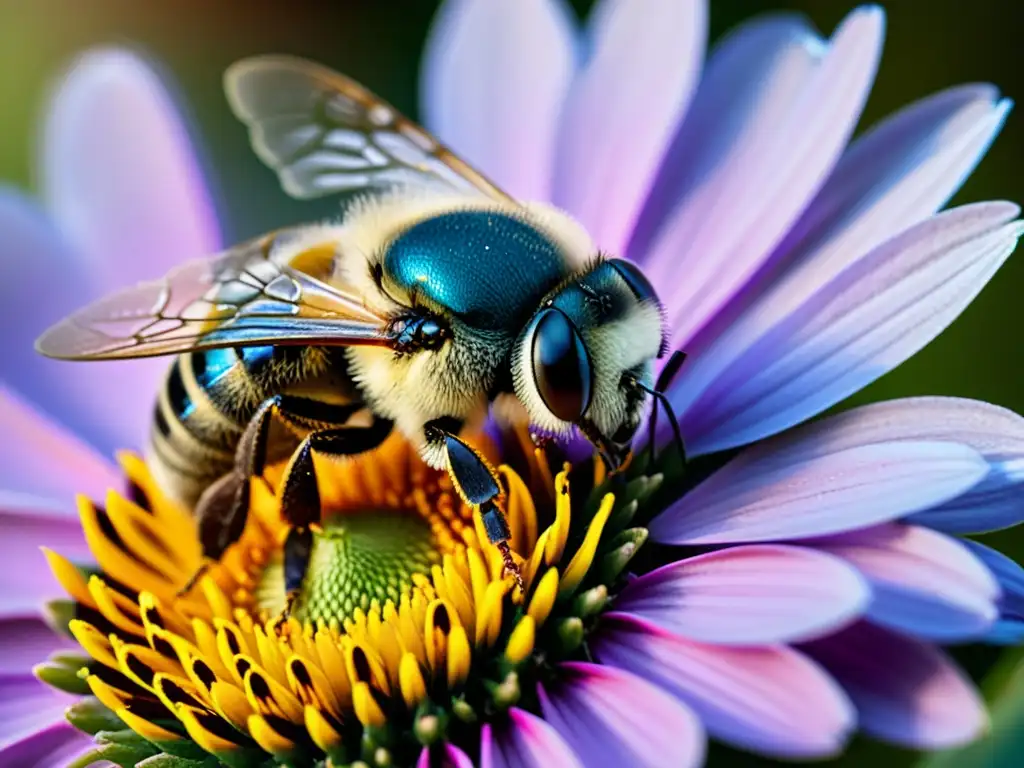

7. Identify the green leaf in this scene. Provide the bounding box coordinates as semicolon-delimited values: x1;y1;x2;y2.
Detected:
918;647;1024;768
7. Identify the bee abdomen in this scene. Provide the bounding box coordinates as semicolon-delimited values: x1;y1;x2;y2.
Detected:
147;345;340;508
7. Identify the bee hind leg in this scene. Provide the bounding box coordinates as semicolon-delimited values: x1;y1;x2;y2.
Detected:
272;416;394;632
425;420;523;594
178;394;340;598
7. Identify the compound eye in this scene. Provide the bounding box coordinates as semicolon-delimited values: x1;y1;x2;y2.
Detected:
531;308;593;422
608;258;658;304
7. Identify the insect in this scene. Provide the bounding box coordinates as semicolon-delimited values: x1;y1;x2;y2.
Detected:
36;55;678;618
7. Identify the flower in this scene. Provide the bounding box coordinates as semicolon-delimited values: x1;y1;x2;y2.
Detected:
4;1;1024;767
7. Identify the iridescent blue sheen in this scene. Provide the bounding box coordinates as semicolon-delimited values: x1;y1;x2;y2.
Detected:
383;210;570;330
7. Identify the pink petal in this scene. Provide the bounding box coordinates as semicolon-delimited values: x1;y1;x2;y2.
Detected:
594;613;854;759
418;743;473;768
0;675;77;750
0;722;95;768
0;384;119;505
42;47;221;292
673;201;1022;455
481;708;582;768
811;524;998;641
616;545;868;644
421;0;576;201
802;621;987;748
539;662;704;768
637;7;883;349
0;618;75;675
553;0;706;253
650;421;988;545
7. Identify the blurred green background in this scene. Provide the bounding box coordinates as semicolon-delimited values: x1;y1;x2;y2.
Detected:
1;0;1022;765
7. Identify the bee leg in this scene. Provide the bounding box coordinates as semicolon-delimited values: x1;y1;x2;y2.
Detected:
178;394;308;597
425;420;523;594
272;416;394;631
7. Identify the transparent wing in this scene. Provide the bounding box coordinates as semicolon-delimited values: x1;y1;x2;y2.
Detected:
224;54;513;202
36;233;392;361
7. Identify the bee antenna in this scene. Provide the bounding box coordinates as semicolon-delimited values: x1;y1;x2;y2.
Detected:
647;388;660;464
655;349;687;393
637;379;686;466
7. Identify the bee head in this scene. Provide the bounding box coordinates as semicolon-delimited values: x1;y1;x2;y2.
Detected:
512;258;667;470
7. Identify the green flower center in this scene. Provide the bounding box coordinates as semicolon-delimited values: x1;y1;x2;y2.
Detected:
255;511;441;625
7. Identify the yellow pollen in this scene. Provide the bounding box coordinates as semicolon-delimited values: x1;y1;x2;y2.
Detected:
41;426;630;765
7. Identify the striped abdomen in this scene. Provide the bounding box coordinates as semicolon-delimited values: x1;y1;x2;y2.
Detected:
147;344;351;508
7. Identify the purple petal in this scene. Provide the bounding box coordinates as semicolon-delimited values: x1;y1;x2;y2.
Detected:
678;85;1010;394
553;0;706;253
481;708;582;768
960;540;1024;623
984;619;1024;644
538;661;704;768
629;13;825;265
811;524;998;641
0;191;161;454
0;674;77;750
673;201;1022;455
421;0;576;201
899;401;1024;534
650;415;988;545
38;48;220;452
615;544;868;644
0;501;91;618
42;47;221;291
0;385;119;505
634;7;883;348
594;614;854;759
766;85;1009;295
716;396;1024;535
802;621;987;748
0;722;95;768
0;618;75;674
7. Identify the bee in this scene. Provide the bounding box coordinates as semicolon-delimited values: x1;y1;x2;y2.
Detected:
36;56;678;614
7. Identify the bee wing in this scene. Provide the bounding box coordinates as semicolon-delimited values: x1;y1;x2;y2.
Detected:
36;233;393;361
225;55;513;203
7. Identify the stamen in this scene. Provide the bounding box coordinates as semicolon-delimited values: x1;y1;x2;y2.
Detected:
40;426;655;766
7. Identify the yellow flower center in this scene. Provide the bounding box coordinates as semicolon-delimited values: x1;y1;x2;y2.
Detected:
40;429;652;766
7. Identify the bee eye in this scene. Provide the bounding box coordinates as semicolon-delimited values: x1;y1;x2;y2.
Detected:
608;258;658;304
531;308;593;422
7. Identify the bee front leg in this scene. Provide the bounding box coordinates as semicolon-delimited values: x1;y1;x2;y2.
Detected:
273;416;394;629
424;420;523;594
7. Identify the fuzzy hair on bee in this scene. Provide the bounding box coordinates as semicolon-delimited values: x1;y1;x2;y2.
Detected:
288;187;598;467
35;53;675;615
